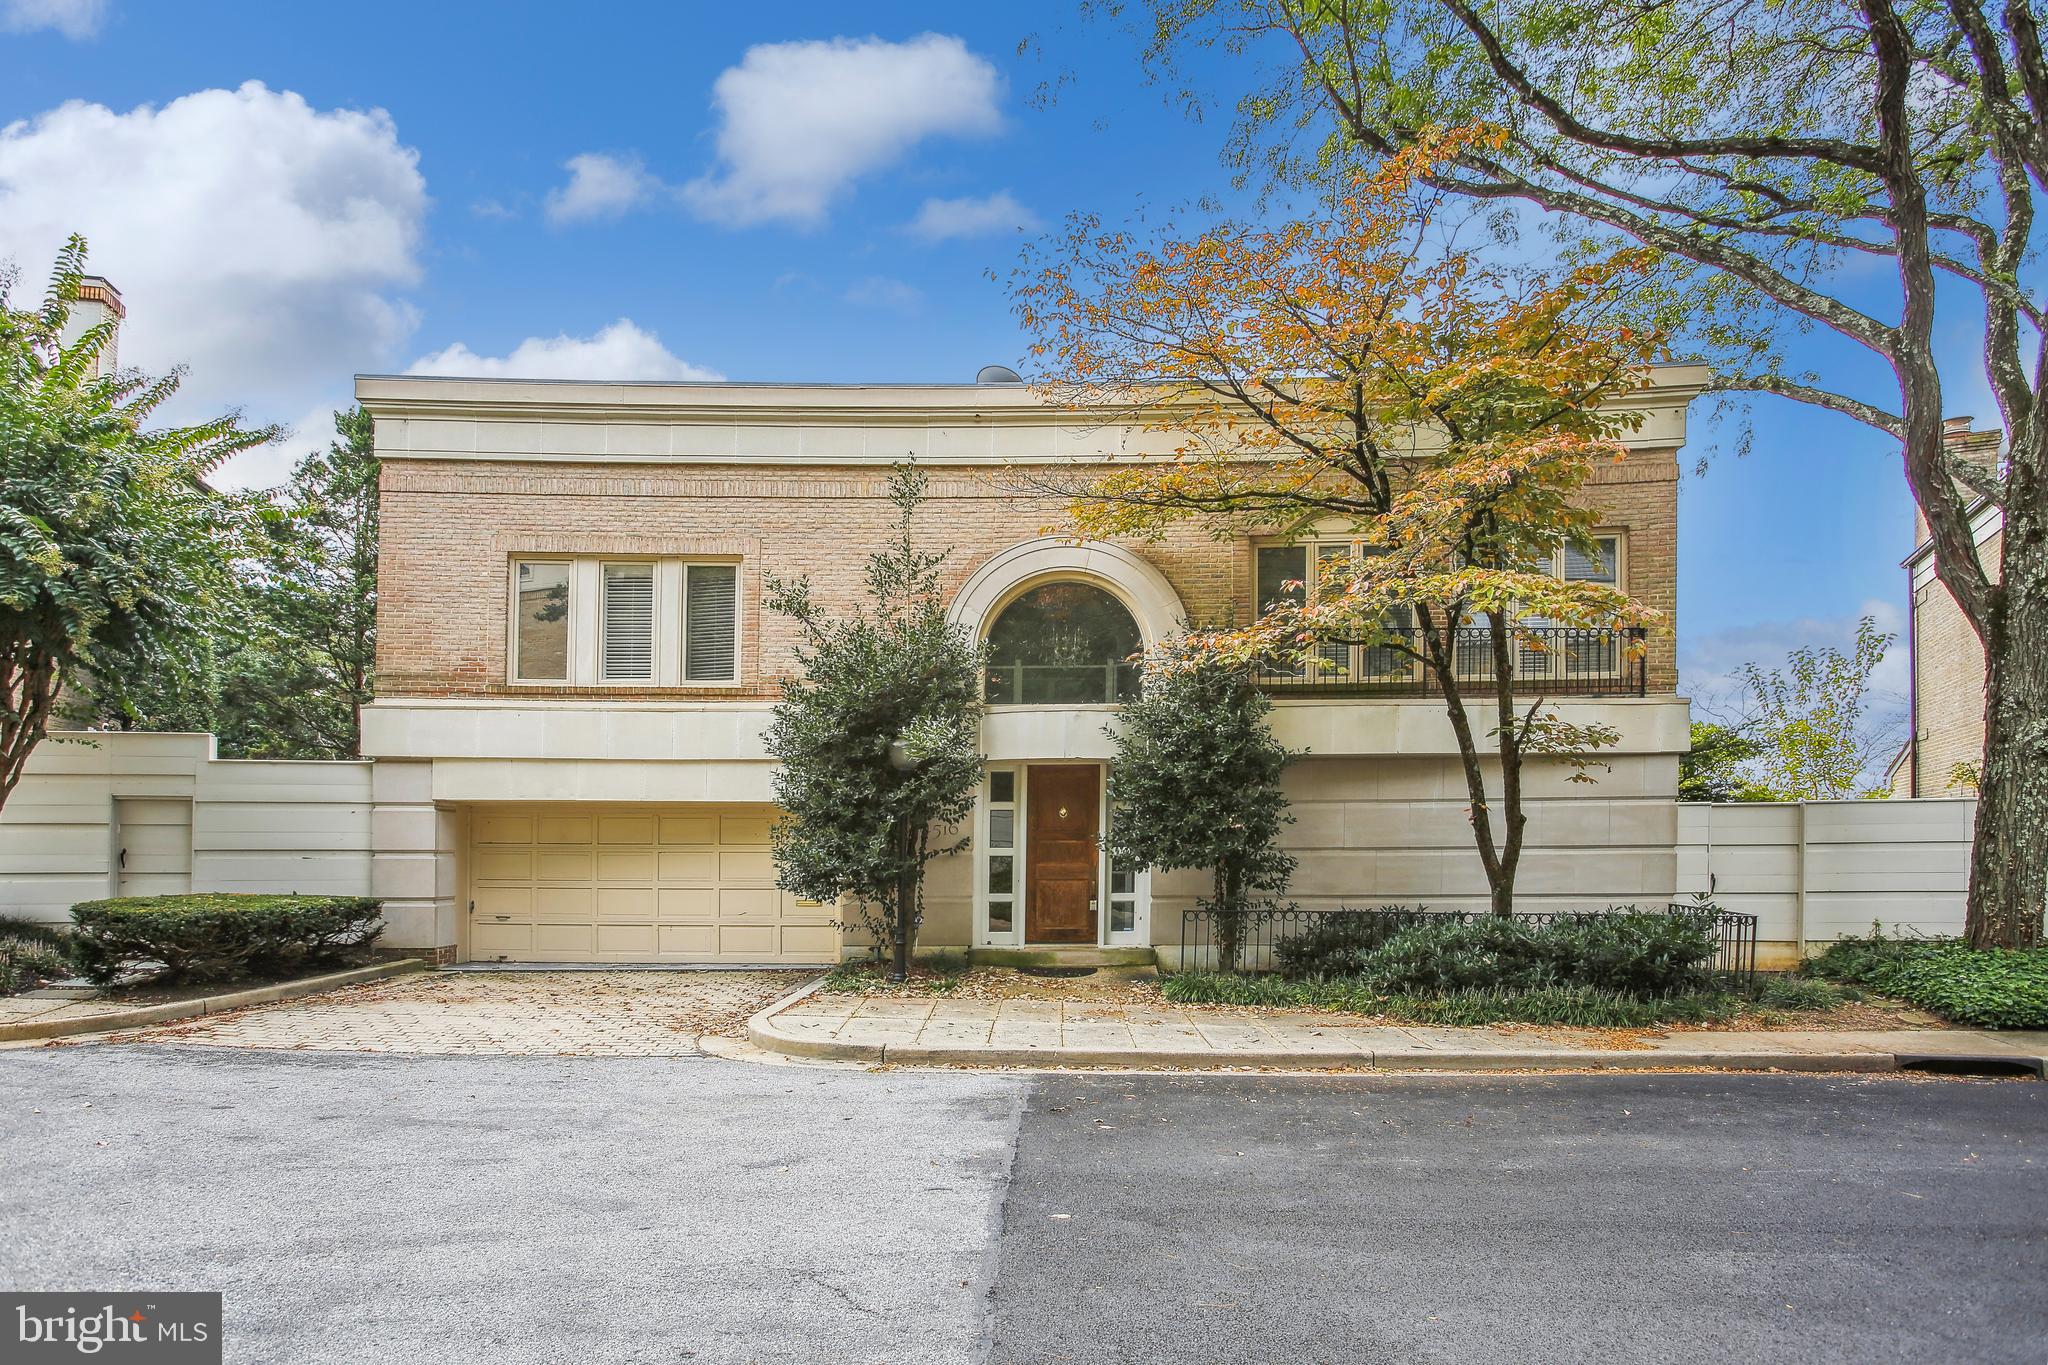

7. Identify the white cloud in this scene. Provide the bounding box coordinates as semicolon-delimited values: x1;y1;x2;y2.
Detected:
1;0;105;38
682;33;1003;228
470;197;517;221
0;82;428;486
544;152;661;225
1681;599;1909;722
906;189;1040;241
407;319;722;383
842;275;922;312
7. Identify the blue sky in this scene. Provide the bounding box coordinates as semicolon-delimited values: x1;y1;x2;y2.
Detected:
0;0;1956;705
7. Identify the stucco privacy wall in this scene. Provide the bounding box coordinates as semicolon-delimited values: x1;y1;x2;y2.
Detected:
1676;799;1975;968
0;732;372;923
363;695;1694;956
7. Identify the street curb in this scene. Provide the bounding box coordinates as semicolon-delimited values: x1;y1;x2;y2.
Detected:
0;959;429;1043
745;1001;2045;1075
760;1038;1906;1073
742;975;876;1059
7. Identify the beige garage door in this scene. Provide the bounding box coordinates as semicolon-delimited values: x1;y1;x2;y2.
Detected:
467;805;837;964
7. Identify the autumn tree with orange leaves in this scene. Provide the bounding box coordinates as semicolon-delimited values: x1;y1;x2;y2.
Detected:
1011;129;1671;916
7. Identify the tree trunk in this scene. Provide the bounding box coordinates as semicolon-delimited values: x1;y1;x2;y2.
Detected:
0;652;59;818
1967;515;2048;949
1213;865;1244;972
1488;612;1525;918
1421;608;1516;916
888;814;916;981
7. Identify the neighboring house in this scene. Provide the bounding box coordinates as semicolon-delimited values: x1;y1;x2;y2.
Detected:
355;368;1703;966
1890;417;2002;797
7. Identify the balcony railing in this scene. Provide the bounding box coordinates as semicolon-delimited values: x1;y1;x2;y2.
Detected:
1252;625;1648;698
984;661;1143;706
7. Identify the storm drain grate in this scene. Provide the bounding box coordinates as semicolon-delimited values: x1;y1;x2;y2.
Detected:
1894;1054;2044;1078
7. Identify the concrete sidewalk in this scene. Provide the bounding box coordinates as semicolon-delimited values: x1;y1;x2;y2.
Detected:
751;990;2048;1073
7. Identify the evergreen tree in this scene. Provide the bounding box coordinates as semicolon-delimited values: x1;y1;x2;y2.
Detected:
1106;641;1298;969
763;466;986;978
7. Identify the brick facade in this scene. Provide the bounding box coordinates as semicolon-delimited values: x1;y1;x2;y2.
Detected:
375;449;1681;699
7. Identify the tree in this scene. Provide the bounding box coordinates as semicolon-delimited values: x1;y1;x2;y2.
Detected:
762;466;987;980
1014;132;1658;915
0;237;270;811
1107;0;2047;944
233;407;379;758
1106;640;1298;968
65;407;379;759
1735;616;1901;800
1677;722;1775;803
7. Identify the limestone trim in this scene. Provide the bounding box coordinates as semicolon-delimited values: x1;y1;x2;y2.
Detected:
947;537;1187;646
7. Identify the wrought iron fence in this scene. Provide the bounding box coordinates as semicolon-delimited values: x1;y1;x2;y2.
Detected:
1178;902;1759;988
1251;625;1648;697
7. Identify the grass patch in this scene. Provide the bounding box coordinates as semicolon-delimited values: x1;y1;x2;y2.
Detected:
1160;972;1745;1027
822;951;969;995
1805;933;2048;1029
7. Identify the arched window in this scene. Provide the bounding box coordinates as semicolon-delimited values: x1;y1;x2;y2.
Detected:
984;581;1142;704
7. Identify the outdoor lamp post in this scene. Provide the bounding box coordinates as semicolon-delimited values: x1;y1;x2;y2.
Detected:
886;737;918;983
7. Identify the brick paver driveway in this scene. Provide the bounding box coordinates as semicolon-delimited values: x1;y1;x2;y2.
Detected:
109;969;816;1056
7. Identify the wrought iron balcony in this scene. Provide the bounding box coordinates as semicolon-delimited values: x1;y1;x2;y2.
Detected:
1251;625;1648;698
984;661;1143;706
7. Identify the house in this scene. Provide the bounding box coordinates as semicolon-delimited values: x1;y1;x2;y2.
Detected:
1890;417;2002;797
355;367;1703;967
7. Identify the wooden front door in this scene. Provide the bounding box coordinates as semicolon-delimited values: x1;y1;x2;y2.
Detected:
1026;764;1100;944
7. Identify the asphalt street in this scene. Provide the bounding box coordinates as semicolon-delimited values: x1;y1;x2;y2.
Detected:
991;1072;2048;1364
1;1049;2042;1364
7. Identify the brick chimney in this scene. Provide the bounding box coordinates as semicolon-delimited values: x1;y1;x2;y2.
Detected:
1914;415;2005;546
58;275;124;377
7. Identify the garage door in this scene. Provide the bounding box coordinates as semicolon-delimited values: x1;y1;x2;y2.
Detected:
467;805;838;964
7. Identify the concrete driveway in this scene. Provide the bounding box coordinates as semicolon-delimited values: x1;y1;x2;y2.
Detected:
109;968;815;1055
0;1050;2041;1364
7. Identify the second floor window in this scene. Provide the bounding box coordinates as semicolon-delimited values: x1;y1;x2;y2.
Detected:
1253;534;1628;684
985;581;1143;705
1254;534;1624;616
511;557;741;686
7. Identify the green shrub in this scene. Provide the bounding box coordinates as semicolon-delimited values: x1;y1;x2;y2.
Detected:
1360;916;1555;992
0;913;73;953
1538;913;1719;994
1749;975;1853;1011
1274;911;1719;996
1802;931;1931;983
1808;931;2048;1029
1271;907;1431;976
0;915;73;995
1159;972;1740;1027
69;894;383;985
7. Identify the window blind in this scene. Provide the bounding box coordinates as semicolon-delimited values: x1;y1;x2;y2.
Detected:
685;564;738;682
1562;538;1619;584
602;563;655;680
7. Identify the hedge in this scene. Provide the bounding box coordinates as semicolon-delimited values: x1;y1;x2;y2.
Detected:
69;894;383;985
1271;910;1719;996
